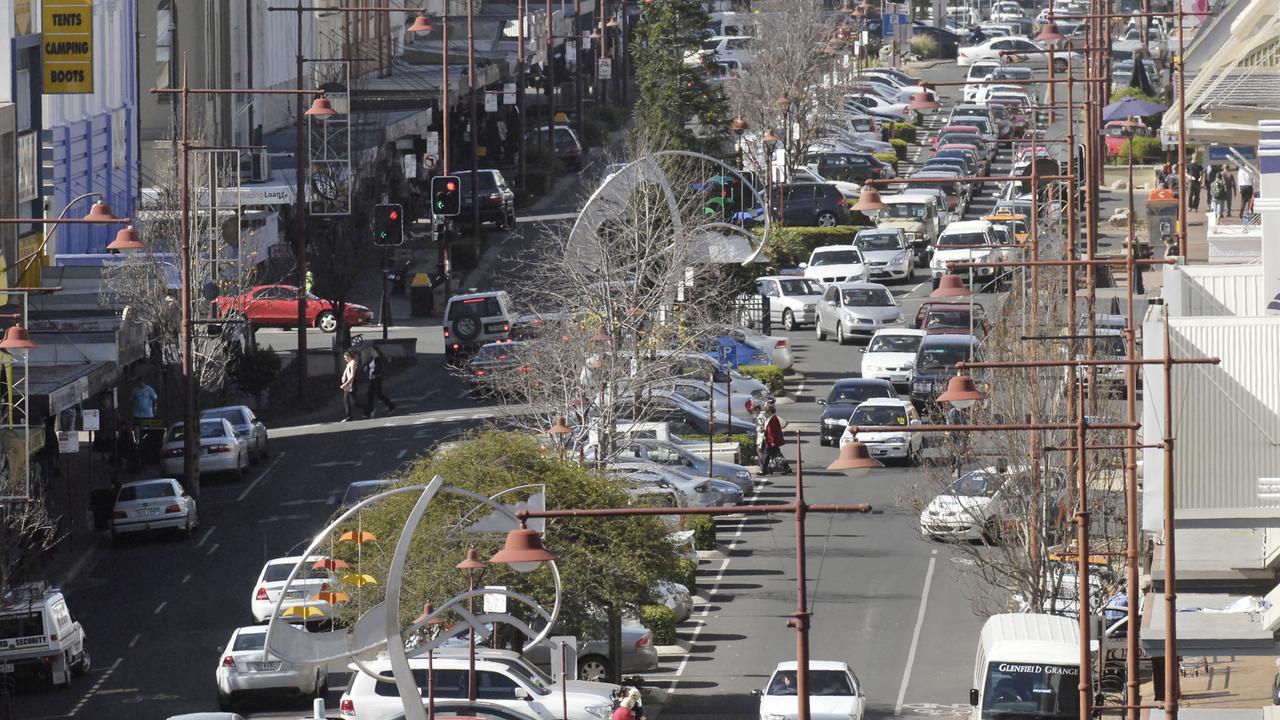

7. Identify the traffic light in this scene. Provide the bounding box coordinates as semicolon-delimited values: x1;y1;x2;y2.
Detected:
372;203;404;246
431;175;461;217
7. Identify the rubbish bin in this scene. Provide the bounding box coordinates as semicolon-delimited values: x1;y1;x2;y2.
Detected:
90;489;116;531
137;420;167;466
409;272;434;317
1145;188;1179;256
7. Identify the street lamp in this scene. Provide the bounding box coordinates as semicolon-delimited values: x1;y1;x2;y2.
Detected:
935;374;986;410
0;324;37;351
490;524;557;572
731;117;749;170
826;440;882;477
456;548;486;702
106;225;145;252
762;129;780;215
929;273;971;298
850;186;886;214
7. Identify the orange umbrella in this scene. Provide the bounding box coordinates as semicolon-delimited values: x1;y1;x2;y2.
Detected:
339;530;378;544
313;558;351;571
312;590;351;604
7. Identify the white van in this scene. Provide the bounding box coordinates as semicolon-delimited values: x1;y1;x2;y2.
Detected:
970;614;1080;720
0;583;89;688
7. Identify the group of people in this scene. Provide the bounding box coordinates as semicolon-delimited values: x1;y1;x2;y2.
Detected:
750;400;791;476
339;346;396;422
1167;161;1256;218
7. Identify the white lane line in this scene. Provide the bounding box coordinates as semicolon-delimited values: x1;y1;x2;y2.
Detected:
128;633;140;649
516;212;579;224
181;573;192;584
236;451;287;503
69;656;123;716
195;526;216;547
206;542;220;557
397;449;409;459
153;601;168;615
908;280;928;295
894;549;938;716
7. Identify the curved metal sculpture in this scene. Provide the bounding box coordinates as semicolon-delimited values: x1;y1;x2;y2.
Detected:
262;476;561;720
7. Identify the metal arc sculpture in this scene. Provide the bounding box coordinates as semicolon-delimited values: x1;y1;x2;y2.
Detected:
567;150;772;269
262;476;562;720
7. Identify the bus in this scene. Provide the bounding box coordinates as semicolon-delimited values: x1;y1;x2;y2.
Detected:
970;614;1080;720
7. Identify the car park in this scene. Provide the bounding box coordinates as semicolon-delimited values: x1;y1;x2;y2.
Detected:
650;377;757;419
0;583;89;688
817;377;897;446
607;460;744;508
860;328;926;389
443;291;515;364
929;219;1003;291
201;405;268;463
838;398;924;465
804;151;891;184
755;660;865;720
160;418;250;480
704;333;773;368
790;167;862;200
622;393;757;436
215;625;326;711
111;478;199;540
803;245;869;285
215;284;373;333
520;624;661;680
754;276;824;330
249;556;336;623
815;282;902;345
714;325;795;370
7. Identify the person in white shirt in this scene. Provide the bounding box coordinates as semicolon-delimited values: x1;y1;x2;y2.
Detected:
1238;165;1256;215
339;351;358;422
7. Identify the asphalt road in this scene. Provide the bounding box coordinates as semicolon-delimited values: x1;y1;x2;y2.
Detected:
13;60;1063;720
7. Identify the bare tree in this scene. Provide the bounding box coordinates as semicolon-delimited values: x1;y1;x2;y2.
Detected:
0;497;63;597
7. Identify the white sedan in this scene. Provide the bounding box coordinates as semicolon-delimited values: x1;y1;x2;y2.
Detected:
160;418;251;480
215;625;326;712
860;328;926;389
110;478;198;540
754;276;824;331
202;405;269;462
838;398;923;465
249;556;337;624
755;660;865;720
956;37;1075;71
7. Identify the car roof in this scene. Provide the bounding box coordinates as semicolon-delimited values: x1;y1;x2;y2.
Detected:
810;244;858;252
203;405;251;414
120;477;178;489
943;219;994;232
921;333;980;346
775;660;850;671
829;281;889;290
833;377;894;387
448;290;508;302
857;397;913;408
264;555;326;565
871;328;926;337
881;194;935;204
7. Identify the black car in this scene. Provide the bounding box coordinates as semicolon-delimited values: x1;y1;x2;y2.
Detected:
817;378;897;446
452;169;517;229
770;183;852;227
910;23;960;59
909;334;981;415
464;340;529;391
805;151;891;184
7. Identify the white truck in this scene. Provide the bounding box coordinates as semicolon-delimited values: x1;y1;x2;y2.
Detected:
969;613;1080;720
0;583;89;688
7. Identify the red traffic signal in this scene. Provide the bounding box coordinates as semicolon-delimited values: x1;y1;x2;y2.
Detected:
432;175;462;217
372;203;404;246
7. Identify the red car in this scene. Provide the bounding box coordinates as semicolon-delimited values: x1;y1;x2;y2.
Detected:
1104;120;1151;158
215;284;373;332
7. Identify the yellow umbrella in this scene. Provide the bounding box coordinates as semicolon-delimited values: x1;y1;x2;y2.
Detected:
341;573;379;587
281;606;326;620
312;591;350;604
339;530;378;544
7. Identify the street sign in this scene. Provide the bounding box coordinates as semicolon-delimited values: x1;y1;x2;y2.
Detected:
548;636;578;684
56;431;79;454
426;131;440;157
485;93;498;113
82;409;99;432
504;82;517;105
270;243;294;258
42;0;94;94
483;587;508;614
597;58;613;80
718;343;735;369
881;12;908;38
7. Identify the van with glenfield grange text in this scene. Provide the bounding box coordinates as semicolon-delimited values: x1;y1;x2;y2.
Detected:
970;614;1080;720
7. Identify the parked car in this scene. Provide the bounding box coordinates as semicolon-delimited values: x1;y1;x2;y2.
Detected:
201;405;268;463
919;465;1038;542
444;291;515;364
802;245;869;286
383;702;543;720
650;378;757;420
111;478;198;540
160;418;250;480
957;37;1074;71
713;325;794;370
665;352;772;398
526;125;584;170
338;655;617;720
909;334;982;413
789;167;862;200
524;623;660;681
853;228;914;284
215;625;326;711
876;194;941;265
838;398;924;465
817;378;897;446
452;169;517;229
607;460;744;508
910;23;960;58
617;438;755;494
914;301;990;337
814;282;903;345
621;394;757;436
860;328;926;389
704;333;773;369
769;183;852;227
754;276;824;331
215;284;373;333
0;583;89;689
1104;119;1152;157
466;340;532;389
929;219;1003;291
754;660;865;720
249;556;336;623
804;151;891;184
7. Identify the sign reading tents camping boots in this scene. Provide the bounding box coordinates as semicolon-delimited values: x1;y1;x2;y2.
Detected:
42;0;94;94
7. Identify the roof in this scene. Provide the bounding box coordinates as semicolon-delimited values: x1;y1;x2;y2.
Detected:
120;478;178;489
773;660;849;671
828;281;891;290
980;613;1079;661
858;397;914;408
871;327;927;337
920;333;980;346
833;377;895;387
1142;591;1277;654
810;244;858;251
942;219;994;231
880;194;936;204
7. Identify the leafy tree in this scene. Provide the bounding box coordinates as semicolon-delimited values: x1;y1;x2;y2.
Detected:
230;344;282;407
326;431;682;664
631;0;731;155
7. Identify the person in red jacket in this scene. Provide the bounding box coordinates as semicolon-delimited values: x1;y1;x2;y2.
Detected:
762;402;790;475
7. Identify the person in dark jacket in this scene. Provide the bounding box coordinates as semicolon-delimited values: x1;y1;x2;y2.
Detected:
364;346;396;418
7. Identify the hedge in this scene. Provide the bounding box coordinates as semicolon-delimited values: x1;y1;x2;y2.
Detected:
874;152;899;171
739;364;785;394
1117;136;1163;163
687;515;717;550
674;557;698;595
892;123;918;144
909;35;939;58
759;225;871;266
890;138;909;161
682;433;756;464
639;605;677;645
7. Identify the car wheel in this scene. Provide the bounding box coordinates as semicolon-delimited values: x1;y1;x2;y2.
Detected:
315;669;329;697
782;309;797;331
52;653;72;688
453;311;482;342
836;323;849;345
983;517;1002;545
72;648;90;677
1053;57;1068;72
906;442;921;467
259;437;269;458
815;320;827;341
578;655;610;682
816;211;838;227
316;311;338;333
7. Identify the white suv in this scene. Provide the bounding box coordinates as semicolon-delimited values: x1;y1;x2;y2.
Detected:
0;583;89;688
443;291;515;364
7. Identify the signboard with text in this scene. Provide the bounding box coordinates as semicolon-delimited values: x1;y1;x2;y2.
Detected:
42;0;94;94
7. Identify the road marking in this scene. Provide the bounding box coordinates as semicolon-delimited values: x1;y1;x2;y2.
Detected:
181;573;192;584
895;549;938;716
195;526;216;547
397;448;409;459
256;514;308;523
236;451;287;502
206;542;220;557
314;459;362;468
153;601;167;615
279;498;332;506
908;280;928;295
128;633;140;649
69;656;122;716
517;211;579;223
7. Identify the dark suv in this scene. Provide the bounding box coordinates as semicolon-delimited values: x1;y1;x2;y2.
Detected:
805;151;892;183
770;183;852;227
452;169;517;229
909;334;982;415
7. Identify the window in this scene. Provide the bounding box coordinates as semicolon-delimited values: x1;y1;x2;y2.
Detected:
156;1;174;90
778;279;821;296
117;481;176;502
0;612;44;640
477;671;522;700
810;250;862;266
868;334;921;354
841;288;893;307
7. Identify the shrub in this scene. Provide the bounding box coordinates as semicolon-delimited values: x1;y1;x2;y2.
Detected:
674;557;698;595
758;226;870;266
580;114;606;149
740;364;785;394
909;34;939;58
519;145;563;201
892;123;918;144
687;515;717;550
231;345;281;406
890;138;909;161
874;152;899;170
593;104;629;132
1117;136;1163;164
681;433;756;465
639;605;677;645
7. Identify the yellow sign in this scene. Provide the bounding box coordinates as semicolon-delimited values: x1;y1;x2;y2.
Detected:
42;0;94;94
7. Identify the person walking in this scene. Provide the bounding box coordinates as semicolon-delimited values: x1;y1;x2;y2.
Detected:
752;401;769;474
363;346;396;418
1238;164;1256;216
1187;160;1203;211
611;694;637;720
339;351;359;422
1223;165;1237;217
763;403;790;476
130;377;158;425
1209;172;1229;217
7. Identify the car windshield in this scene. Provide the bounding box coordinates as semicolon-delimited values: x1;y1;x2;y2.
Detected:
827;383;893;404
457;172;499;193
982;662;1080;720
117;481;175;502
768;670;853;696
778;278;823;296
880;202;925;219
926;311;972;329
811;250;861;266
939;133;983;147
869;334;921;353
262;562;330;583
233;632;268;652
170;421;229;441
948;470;1006;497
937;232;990;247
855;233;904;251
842;288;894;306
0;612;43;640
917;344;973;369
851;405;909;426
1092;335;1126;356
701;39;721;51
203;409;243;425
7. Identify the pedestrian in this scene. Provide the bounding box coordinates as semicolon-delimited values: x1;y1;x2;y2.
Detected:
339;351;359;422
422;263;449;317
611;694;636;720
1155;162;1170;188
1238;164;1255;216
130;377;158;425
1223;165;1237;217
628;688;645;720
752;401;769;473
305;270;315;294
116;420;139;474
763;402;790;475
1209;172;1229;217
1187;160;1203;211
881;121;892;143
364;346;396;417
